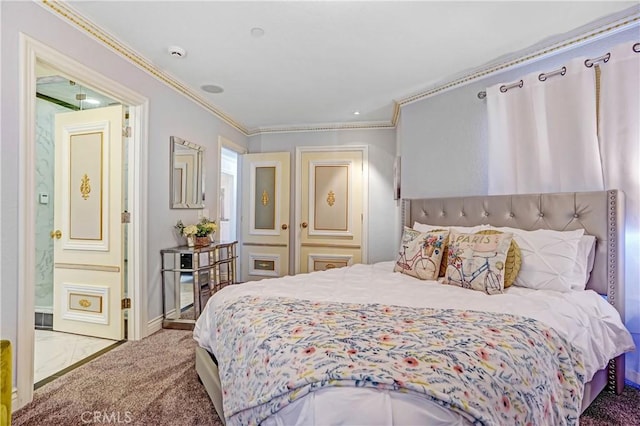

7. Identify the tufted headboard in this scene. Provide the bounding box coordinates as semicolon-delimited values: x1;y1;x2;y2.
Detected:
403;190;626;397
402;190;625;319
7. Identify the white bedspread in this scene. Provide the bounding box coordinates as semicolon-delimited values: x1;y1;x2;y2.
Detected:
194;261;635;425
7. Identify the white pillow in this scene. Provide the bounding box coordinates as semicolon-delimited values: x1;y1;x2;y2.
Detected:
491;226;584;292
572;235;596;291
413;222;489;234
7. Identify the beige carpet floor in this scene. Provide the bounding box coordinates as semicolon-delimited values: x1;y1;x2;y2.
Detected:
13;329;222;426
12;329;640;425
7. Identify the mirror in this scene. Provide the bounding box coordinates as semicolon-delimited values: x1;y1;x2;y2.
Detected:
170;136;205;208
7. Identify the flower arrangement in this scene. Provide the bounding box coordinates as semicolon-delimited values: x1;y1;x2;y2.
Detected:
175;218;217;237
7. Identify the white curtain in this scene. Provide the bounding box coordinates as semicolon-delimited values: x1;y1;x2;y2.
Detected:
487;56;603;194
598;41;640;382
486;40;640;383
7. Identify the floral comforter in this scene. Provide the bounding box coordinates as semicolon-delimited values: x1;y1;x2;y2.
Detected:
215;296;585;426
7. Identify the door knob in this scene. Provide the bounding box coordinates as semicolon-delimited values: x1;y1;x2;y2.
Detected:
301;222;308;228
281;224;288;230
50;230;62;239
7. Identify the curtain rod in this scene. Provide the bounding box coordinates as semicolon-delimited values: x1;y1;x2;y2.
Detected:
478;41;639;100
538;66;566;81
584;52;611;68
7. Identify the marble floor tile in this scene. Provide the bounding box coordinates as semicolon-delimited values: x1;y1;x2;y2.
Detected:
34;329;117;383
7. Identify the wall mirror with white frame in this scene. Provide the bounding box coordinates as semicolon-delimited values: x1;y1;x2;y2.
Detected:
170;136;205;208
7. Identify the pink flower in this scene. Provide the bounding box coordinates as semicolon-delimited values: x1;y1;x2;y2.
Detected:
502;395;511;411
453;365;463;374
557;371;565;383
476;348;489;361
303;347;316;356
380;334;392;342
347;349;357;355
292;326;303;335
404;357;419;367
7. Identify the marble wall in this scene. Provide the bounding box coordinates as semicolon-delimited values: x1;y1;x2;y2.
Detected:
35;98;72;312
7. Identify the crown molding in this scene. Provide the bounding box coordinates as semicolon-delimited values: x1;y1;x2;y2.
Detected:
396;8;640;107
39;1;638;137
248;120;395;136
39;0;249;135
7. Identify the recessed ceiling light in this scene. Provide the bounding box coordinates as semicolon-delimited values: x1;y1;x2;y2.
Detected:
250;27;265;38
201;84;224;94
353;111;361;115
84;98;101;105
167;45;186;58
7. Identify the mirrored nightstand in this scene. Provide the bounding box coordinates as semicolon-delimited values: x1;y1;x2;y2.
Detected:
160;241;237;329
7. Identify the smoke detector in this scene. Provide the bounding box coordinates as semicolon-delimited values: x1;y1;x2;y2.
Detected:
167;46;186;58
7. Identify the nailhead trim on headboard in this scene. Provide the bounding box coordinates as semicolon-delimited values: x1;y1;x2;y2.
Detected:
402;190;626;394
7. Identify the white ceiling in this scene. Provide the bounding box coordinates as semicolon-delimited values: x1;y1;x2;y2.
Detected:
66;1;637;133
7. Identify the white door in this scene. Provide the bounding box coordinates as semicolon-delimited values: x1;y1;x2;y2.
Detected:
241;152;290;281
52;105;125;340
298;150;364;273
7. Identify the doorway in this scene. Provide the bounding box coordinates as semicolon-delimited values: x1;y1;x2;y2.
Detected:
218;136;246;264
219;147;239;242
34;63;124;384
17;34;149;410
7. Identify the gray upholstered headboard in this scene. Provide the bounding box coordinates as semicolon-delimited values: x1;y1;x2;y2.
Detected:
402;190;625;319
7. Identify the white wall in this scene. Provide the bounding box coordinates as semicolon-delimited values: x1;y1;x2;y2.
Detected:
249;128;399;265
398;25;639;382
1;1;248;385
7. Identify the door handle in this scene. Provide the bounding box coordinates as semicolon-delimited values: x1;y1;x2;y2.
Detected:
301;222;308;229
50;230;62;239
281;224;288;230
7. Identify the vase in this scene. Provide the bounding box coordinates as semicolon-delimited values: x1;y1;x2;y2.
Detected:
195;236;210;247
186;236;195;247
209;232;216;243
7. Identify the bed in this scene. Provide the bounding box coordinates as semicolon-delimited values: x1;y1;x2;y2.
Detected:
194;190;635;425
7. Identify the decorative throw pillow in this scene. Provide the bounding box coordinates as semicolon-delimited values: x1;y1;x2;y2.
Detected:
490;227;584;292
412;223;490;278
475;230;521;288
442;231;513;295
394;227;449;280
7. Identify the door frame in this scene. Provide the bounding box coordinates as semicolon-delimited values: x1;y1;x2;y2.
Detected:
16;34;149;409
217;136;247;248
294;145;369;274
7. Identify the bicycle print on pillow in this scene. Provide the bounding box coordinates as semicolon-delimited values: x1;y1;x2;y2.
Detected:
394;228;449;280
443;231;513;294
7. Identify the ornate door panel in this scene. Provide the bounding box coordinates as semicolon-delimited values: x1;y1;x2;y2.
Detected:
299;150;363;273
241;152;290;281
53;105;124;340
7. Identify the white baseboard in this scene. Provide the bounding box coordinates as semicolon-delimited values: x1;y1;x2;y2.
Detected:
147;314;163;335
11;388;18;412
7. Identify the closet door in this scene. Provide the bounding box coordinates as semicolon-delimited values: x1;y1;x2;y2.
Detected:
241;152;290;281
297;149;364;273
